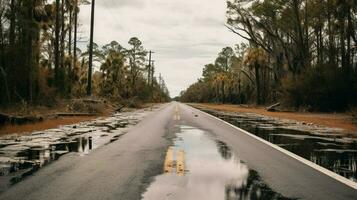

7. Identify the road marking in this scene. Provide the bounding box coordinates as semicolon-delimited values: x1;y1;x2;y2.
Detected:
164;147;174;173
173;114;181;121
189;104;357;190
176;150;185;176
173;104;181;121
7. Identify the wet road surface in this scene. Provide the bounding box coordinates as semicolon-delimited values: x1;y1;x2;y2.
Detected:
0;103;356;200
200;109;357;182
0;109;149;193
142;125;294;200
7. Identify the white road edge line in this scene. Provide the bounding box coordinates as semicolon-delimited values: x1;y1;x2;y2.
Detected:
187;104;357;190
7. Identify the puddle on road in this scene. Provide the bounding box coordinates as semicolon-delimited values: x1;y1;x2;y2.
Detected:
0;110;149;193
0;136;93;186
142;125;294;200
205;110;357;182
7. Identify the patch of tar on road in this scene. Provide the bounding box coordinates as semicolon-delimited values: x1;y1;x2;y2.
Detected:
203;109;357;182
142;125;296;200
0;109;152;194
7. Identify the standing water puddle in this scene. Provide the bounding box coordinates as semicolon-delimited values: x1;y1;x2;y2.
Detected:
202;109;357;182
142;125;295;200
0;109;151;193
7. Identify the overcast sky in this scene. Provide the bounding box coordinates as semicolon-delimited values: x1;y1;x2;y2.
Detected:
78;0;243;97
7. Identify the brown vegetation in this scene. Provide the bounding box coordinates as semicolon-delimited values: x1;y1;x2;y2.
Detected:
0;1;170;108
180;0;357;112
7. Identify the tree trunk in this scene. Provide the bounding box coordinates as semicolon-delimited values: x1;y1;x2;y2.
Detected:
303;0;309;68
238;77;242;104
292;0;306;73
340;16;346;71
68;8;72;56
0;15;3;68
346;6;352;72
61;0;65;71
68;5;73;93
255;64;261;105
7;0;17;101
221;80;225;103
26;0;34;103
58;0;65;93
73;0;78;72
55;0;60;87
9;0;16;46
327;2;336;66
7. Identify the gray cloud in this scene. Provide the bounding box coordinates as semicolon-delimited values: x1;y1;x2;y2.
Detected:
97;0;145;9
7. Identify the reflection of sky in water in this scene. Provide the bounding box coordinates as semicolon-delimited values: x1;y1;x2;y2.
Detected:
208;111;357;183
0;110;148;194
142;126;292;200
0;137;93;192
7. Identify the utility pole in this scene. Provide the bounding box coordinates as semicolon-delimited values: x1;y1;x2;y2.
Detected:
87;0;95;96
147;51;153;84
151;61;155;87
150;61;155;101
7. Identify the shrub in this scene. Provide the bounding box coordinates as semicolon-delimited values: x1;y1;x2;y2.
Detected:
282;64;355;111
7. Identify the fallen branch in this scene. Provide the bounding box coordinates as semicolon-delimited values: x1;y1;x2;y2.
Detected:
56;113;97;117
266;102;281;112
115;105;125;112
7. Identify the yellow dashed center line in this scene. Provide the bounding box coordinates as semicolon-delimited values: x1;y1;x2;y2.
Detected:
164;147;174;173
163;147;186;176
173;105;181;121
176;150;185;176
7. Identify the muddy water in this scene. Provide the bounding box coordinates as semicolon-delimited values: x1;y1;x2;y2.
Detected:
203;109;357;183
0;110;150;193
142;125;295;200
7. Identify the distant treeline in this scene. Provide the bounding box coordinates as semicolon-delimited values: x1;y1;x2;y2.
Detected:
180;0;357;111
0;0;169;106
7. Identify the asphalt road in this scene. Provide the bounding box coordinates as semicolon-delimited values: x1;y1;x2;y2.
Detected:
0;102;356;200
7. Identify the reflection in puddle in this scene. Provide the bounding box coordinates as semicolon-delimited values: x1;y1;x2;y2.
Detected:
0;110;149;193
205;110;357;182
0;137;92;185
142;126;293;200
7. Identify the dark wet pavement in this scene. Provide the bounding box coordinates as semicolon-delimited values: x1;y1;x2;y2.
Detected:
201;109;357;182
142;125;295;200
0;103;356;200
0;109;151;193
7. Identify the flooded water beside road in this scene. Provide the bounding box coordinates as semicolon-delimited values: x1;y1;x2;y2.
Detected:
202;109;357;183
0;109;150;193
142;125;295;200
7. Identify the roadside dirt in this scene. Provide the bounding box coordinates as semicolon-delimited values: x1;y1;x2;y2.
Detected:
191;103;357;133
0;116;97;136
